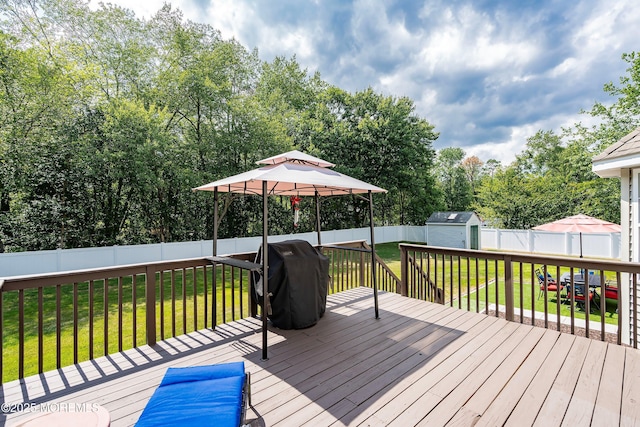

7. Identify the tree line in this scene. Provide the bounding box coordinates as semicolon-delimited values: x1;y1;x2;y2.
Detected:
0;1;444;252
1;1;638;252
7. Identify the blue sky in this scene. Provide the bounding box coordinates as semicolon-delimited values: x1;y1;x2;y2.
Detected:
105;0;639;164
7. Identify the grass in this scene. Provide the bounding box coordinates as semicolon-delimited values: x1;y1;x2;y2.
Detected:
470;265;620;325
374;241;413;278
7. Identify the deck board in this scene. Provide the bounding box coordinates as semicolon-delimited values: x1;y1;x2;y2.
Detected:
267;304;461;425
290;310;470;426
335;312;498;427
461;328;560;427
560;339;608;427
532;334;590;427
591;343;625;426
2;287;639;427
621;347;640;426
504;332;576;426
445;326;545;423
415;325;541;426
391;321;521;427
415;323;532;425
370;317;511;427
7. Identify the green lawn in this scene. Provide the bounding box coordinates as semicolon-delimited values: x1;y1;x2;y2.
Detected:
464;264;619;324
374;241;405;277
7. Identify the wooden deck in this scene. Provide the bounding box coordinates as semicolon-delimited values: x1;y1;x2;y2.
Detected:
2;287;640;426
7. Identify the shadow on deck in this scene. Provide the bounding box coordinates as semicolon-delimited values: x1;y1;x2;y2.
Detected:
2;287;639;426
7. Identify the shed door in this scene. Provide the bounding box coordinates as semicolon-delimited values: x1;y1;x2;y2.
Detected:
470;225;479;250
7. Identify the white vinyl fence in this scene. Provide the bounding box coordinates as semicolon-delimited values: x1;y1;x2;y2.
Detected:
1;226;621;279
481;228;621;260
0;226;429;278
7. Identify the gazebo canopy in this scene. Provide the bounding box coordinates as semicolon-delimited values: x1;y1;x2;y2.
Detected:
194;150;386;196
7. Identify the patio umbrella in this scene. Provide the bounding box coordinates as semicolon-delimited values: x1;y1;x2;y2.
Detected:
533;214;621;257
194;150;387;360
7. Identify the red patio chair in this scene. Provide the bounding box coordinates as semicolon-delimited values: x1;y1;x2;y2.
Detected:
566;283;598;312
536;268;564;299
603;285;618;302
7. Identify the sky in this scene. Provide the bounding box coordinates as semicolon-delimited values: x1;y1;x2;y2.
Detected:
101;0;639;164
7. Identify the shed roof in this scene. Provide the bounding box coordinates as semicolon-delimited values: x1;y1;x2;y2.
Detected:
426;211;477;224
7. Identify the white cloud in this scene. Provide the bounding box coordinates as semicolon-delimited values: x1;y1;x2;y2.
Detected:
200;0;255;41
462;111;604;165
548;58;579;78
415;4;539;75
546;1;635;81
208;2;318;61
572;1;626;53
86;0;639;166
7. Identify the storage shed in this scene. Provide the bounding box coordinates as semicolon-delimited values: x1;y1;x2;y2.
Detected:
425;212;482;249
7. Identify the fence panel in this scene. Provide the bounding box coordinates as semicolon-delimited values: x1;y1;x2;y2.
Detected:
482;228;620;259
0;226;412;278
2;227;622;278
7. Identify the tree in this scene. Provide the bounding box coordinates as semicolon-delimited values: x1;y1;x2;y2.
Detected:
474;167;569;229
482;159;502;177
586;52;640;150
434;148;472;211
0;26;87;251
149;6;288;239
461;155;483;198
515;130;564;175
0;0;445;250
475;127;621;228
297;86;441;226
561;126;620;223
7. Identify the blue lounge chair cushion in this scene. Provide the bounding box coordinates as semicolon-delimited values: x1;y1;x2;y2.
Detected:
136;362;246;427
159;362;246;386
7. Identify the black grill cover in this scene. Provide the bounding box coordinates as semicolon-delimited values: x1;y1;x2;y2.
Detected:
252;240;329;329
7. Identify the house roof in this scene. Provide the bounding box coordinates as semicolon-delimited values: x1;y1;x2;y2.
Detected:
426;211;477;224
592;126;640;178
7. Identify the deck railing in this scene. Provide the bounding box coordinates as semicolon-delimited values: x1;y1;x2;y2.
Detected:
320;241;399;293
400;244;640;348
0;240;385;384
